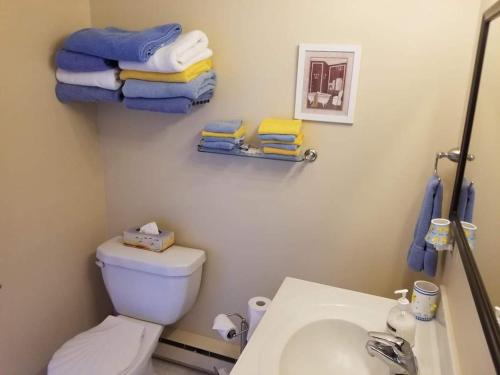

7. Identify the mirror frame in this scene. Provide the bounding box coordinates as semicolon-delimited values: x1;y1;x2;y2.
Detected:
449;1;500;371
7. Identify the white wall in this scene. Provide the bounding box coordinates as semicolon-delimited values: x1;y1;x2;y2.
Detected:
90;0;481;339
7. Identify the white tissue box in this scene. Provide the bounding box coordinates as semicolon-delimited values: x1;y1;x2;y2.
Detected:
123;227;175;252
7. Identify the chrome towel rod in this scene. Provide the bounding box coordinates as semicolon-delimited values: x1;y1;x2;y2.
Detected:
434;147;475;177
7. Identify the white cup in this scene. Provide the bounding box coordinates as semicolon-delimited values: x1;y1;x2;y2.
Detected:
411;280;440;321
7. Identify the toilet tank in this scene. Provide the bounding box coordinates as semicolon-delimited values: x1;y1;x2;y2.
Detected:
96;236;206;326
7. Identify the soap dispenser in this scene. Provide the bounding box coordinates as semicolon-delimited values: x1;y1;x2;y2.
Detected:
386;289;416;346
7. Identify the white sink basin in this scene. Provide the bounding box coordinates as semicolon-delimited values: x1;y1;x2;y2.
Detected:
231;277;442;375
280;319;388;375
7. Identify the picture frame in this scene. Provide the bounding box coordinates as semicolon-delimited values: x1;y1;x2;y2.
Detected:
294;44;361;124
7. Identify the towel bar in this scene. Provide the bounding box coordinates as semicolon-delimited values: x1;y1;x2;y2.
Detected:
197;144;318;162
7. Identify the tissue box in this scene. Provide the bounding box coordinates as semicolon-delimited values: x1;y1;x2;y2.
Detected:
123;227;175;252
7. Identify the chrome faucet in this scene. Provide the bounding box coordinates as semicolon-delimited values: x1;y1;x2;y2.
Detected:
365;332;418;375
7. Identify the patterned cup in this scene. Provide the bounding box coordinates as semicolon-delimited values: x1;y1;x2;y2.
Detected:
411;280;440;321
461;221;477;250
425;218;451;250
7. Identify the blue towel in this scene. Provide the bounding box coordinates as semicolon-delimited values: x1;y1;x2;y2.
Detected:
55;83;122;103
202;136;244;144
260;143;298;151
122;71;216;99
204;120;242;133
123;90;212;113
259;134;297;142
200;141;236;150
55;49;117;72
407;175;443;277
63;24;182;62
457;178;475;222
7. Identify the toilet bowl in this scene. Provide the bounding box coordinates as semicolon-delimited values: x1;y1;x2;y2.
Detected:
48;236;206;375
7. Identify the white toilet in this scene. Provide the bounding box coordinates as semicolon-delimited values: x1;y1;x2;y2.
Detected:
48;236;206;375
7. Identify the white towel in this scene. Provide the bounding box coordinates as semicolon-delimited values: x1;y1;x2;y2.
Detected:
56;68;122;90
119;30;213;73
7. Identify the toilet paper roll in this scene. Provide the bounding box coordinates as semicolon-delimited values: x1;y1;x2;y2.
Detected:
212;314;237;341
247;296;272;340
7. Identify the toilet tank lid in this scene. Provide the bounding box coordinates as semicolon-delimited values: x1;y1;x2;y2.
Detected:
96;236;206;277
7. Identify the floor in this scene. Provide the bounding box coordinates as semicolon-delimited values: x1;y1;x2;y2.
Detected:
152;359;207;374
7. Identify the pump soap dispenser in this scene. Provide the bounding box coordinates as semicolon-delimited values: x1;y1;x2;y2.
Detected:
386;289;416;346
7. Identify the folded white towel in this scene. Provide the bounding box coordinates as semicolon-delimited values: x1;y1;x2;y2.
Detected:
119;30;213;73
56;68;122;90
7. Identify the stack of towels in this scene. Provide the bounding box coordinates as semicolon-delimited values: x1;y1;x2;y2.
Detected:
258;118;303;158
120;30;215;114
55;23;182;103
200;120;245;151
55;50;122;103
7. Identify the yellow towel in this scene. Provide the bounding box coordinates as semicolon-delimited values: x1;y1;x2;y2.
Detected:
201;126;246;139
261;133;304;146
120;59;212;83
258;118;302;136
262;147;300;156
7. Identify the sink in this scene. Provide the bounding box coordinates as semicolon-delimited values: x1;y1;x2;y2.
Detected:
231;277;442;375
280;319;388;375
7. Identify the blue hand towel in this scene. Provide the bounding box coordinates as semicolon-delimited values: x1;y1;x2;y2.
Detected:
202;136;244;144
55;49;117;72
204;120;242;133
55;83;122;103
259;134;297;142
407;175;443;277
122;71;216;99
124;97;192;113
63;24;182;62
260;143;298;151
200;141;236;150
457;178;475;222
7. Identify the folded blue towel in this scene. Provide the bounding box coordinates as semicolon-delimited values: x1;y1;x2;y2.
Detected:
122;71;216;100
407;175;443;277
457;178;475;222
202;136;244;144
204;120;242;133
55;49;117;72
260;143;298;151
55;83;122;103
200;141;236;150
63;24;182;62
124;97;192;113
259;134;297;142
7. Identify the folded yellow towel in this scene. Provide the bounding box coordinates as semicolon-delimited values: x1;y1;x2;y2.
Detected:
261;133;304;146
262;147;300;156
120;59;212;83
201;126;245;139
258;118;302;136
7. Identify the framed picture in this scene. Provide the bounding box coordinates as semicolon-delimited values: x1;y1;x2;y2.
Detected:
294;44;361;124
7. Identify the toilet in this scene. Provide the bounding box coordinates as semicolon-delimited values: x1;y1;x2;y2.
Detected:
48;236;206;375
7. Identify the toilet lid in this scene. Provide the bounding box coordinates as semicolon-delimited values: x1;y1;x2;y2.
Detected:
48;315;145;375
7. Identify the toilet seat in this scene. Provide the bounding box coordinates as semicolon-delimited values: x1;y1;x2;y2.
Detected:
48;315;162;375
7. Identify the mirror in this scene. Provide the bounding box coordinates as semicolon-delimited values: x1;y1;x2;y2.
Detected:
449;1;500;370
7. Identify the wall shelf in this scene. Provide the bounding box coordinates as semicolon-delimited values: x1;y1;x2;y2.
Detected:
197;144;318;162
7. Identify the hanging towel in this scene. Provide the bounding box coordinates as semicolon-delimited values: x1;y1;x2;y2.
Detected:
63;24;182;62
260;143;298;151
260;133;304;145
119;30;212;73
55;83;122;103
204;120;242;134
407;175;443;277
120;58;212;83
122;71;216;99
55;49;117;72
262;147;300;156
258;118;302;136
201;136;244;144
56;68;122;90
123;90;213;114
457;178;475;222
201;126;245;139
259;134;300;143
199;141;236;150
